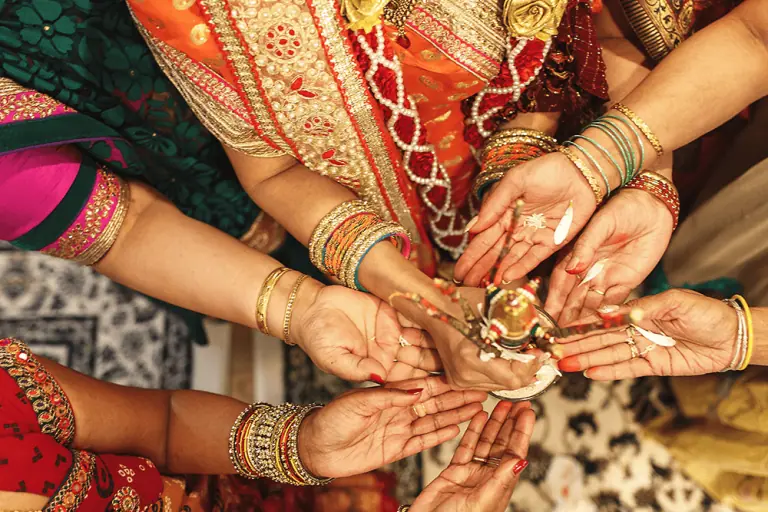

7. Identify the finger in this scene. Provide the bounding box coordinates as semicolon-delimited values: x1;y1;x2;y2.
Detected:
585;358;653;380
558;336;634;372
565;220;609;277
455;223;505;282
463;235;507;286
557;329;627;357
387;363;428;381
414;389;489;421
544;253;579;321
488;402;531;460
400;328;434;348
412;402;484;435
474;401;514;459
474;356;540;391
451;411;488;465
397;312;421;329
352;387;422;416
602;284;633;308
387;374;450;397
506;407;535;459
582;287;608;317
501;244;554;283
401;425;461;459
472;177;522;233
396;345;443;373
559;281;590;326
496;241;531;284
330;350;389;383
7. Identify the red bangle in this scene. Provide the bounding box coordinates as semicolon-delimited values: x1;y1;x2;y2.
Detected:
624;171;680;229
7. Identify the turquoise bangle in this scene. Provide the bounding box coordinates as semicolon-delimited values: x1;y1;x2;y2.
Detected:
565;141;611;195
604;115;645;180
571;134;624;187
586;120;633;186
353;231;411;291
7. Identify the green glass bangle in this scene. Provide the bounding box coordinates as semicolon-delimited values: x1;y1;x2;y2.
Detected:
603;115;645;181
565;141;611;195
586;120;633;186
571;134;624;188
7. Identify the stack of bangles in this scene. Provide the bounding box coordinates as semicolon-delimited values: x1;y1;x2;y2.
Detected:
228;402;332;485
309;200;411;291
723;294;754;371
558;103;676;219
473;128;558;201
255;267;310;345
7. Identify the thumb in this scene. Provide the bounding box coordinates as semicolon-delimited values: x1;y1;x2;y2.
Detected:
565;218;610;275
475;455;528;507
607;290;678;323
350;387;422;416
472;179;521;233
334;352;388;383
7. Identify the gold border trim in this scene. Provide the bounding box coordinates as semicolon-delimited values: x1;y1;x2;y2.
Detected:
619;0;693;61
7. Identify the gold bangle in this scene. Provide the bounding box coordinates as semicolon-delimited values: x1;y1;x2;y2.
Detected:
339;221;408;290
733;295;754;370
557;145;605;204
283;274;309;345
309;200;370;274
612;103;664;158
256;267;291;335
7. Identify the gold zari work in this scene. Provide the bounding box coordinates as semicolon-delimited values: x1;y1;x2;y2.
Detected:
0;77;74;121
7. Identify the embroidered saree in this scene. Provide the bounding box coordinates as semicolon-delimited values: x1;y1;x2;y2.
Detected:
0;338;401;511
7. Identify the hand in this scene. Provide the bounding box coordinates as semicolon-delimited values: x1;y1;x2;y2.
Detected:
545;189;674;324
394;287;542;392
298;375;487;478
556;289;738;379
294;284;442;383
410;400;535;512
454;152;597;286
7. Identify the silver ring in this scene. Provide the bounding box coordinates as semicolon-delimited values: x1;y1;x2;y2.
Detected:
639;344;656;359
591;289;605;296
487;457;502;467
625;328;639;359
472;456;489;464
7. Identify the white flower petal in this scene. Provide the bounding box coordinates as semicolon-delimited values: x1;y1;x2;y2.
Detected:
553;201;574;246
632;324;677;347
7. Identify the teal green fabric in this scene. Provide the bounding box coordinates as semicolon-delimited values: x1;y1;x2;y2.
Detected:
11;157;97;251
645;264;743;299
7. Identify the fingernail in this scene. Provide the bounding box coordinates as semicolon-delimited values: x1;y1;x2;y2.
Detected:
583;370;590;379
464;216;478;233
513;459;529;475
452;277;462;285
406;388;423;395
370;374;386;385
565;258;580;274
558;358;580;372
598;304;619;314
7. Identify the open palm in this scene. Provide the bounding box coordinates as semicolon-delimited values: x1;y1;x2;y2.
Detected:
546;189;674;324
299;376;487;478
294;286;441;383
455;152;596;286
557;289;738;379
412;401;535;512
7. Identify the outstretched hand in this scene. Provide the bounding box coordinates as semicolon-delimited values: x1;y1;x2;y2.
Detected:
455;152;596;286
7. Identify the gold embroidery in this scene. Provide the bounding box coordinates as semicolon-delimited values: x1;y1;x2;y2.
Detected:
425;110;452;124
43;170;129;266
190;23;211;46
438;133;455;149
0;77;74;121
239;212;287;253
455;80;480;89
448;93;468;101
0;338;76;445
418;75;443;91
620;0;695;61
419;49;442;61
444;156;463;167
46;450;95;510
173;0;195;9
110;487;141;511
409;0;506;80
411;93;429;103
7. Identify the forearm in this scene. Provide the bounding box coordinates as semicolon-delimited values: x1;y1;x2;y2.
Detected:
95;181;293;330
497;112;560;135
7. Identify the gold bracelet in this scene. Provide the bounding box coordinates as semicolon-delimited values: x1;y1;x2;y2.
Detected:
228;403;268;478
733;295;754;370
256;267;291;335
283;274;309;345
557;145;605;204
309;200;370;274
612;103;664;158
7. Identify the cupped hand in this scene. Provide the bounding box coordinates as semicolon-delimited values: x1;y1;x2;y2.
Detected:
454;152;596;286
545;189;674;324
411;400;535;512
394;287;542;392
293;285;442;383
556;289;738;379
298;375;488;478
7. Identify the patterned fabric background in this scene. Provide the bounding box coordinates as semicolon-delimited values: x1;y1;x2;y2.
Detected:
0;243;192;388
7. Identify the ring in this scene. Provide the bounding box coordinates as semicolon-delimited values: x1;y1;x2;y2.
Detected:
625;328;640;359
472;456;489;464
487;457;502;467
639;344;656;359
412;403;427;418
591;289;605;296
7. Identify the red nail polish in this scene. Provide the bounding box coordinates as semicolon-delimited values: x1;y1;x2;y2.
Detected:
558;357;581;372
513;459;529;475
406;388;423;395
370;374;386;385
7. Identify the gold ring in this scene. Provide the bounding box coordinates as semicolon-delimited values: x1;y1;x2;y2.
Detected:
591;289;605;296
639;344;656;359
625;328;639;359
412;403;427;418
472;456;489;464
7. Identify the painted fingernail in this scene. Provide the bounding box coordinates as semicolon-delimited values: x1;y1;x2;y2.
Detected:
464;216;478;233
406;388;423;395
370;374;386;385
513;459;529;475
565;257;580;274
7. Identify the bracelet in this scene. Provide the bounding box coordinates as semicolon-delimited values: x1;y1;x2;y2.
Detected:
309;200;369;274
256;267;291;335
484;128;557;156
283;274;309;345
624;171;680;229
722;299;746;372
397;506;411;512
339;221;411;291
612;103;664;158
557;145;605;204
564;141;611;196
229;403;269;478
733;294;754;370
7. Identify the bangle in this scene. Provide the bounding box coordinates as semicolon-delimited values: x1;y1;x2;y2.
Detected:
309;200;369;274
612;103;664;158
397;506;411;512
723;299;746;372
228;403;269;478
339;221;411;291
256;267;291;335
733;295;754;370
624;171;680;229
557;145;605;204
283;274;309;345
564;141;611;196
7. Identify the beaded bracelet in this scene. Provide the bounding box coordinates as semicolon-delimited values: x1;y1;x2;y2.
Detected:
256;267;291;335
557;145;605;204
624;171;680;229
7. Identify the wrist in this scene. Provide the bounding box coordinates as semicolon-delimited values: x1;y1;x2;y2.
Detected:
750;308;767;365
297;407;323;478
290;278;323;350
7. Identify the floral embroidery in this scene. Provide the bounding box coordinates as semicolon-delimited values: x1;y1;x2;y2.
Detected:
0;338;76;445
16;0;77;59
41;168;129;266
109;486;142;512
45;450;95;511
502;0;568;40
341;0;389;32
0;80;75;123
